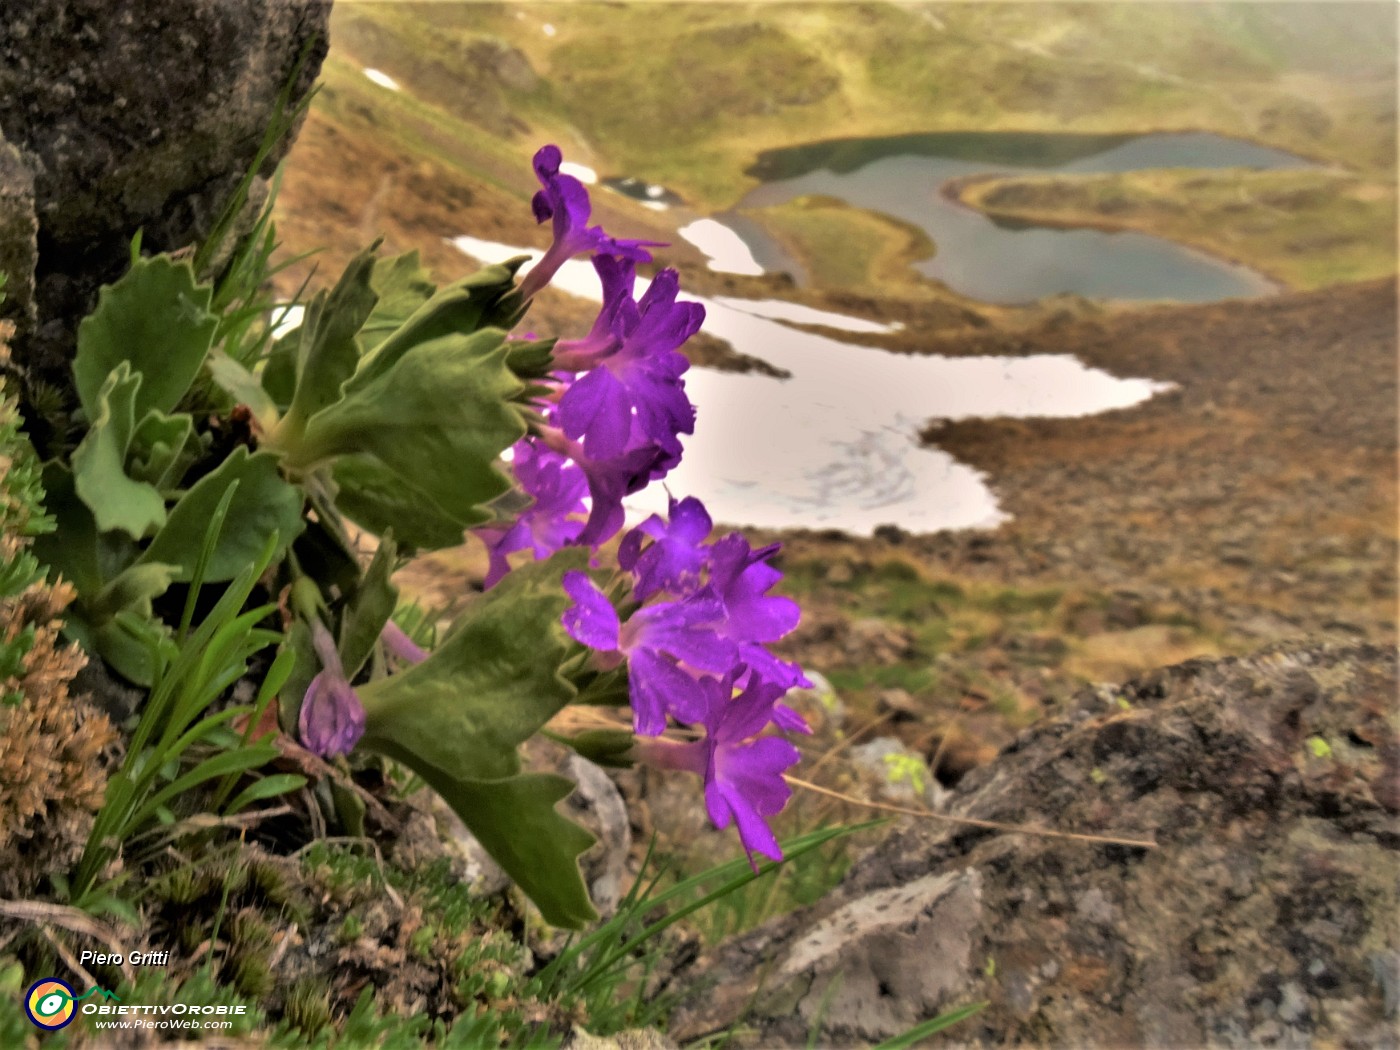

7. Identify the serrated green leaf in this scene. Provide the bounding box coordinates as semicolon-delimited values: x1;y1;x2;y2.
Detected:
357;549;596;926
505;335;560;382
550;728;637;769
417;766;597;929
206;349;280;430
128;409;196;490
295;328;526;526
338;535;398;680
137;448;304;582
73;254;218;420
286;245;380;427
361;250;437;353
72;364;167;539
331;455;469;551
349;260;525;392
358;548;587;782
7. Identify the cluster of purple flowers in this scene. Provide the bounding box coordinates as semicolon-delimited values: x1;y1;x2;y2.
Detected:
474;146;703;572
561;495;809;867
481;146;810;864
302;145;809;867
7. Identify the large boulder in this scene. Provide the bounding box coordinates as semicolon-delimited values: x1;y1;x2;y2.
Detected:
0;136;36;332
671;644;1399;1047
0;0;330;382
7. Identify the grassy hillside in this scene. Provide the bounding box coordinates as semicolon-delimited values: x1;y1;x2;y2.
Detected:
319;2;1394;199
274;2;1396;304
950;167;1397;291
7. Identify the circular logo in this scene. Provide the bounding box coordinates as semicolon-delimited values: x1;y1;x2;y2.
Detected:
25;978;77;1030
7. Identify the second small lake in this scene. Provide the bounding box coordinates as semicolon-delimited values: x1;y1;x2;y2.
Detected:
731;131;1312;303
451;235;1171;535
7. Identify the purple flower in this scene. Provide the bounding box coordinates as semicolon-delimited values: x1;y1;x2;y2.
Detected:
562;570;736;734
632;671;801;868
517;146;662;300
557;268;701;462
473;439;588;588
538;422;680;549
618;494;714;601
551;255;639;370
707;534;801;644
298;623;365;757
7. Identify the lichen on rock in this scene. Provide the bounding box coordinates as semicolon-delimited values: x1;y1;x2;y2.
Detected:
671;643;1400;1048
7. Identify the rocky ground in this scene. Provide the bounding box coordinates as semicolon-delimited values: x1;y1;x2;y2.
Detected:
671;642;1399;1048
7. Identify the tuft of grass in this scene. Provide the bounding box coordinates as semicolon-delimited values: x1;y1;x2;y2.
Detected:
532;823;879;1034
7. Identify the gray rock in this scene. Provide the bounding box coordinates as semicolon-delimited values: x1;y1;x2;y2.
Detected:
848;736;940;807
430;795;511;897
560;752;633;917
0;0;330;383
671;643;1400;1048
784;669;845;734
0;137;36;335
562;1027;677;1050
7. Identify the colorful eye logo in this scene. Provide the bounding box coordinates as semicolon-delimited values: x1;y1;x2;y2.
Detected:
25;978;77;1030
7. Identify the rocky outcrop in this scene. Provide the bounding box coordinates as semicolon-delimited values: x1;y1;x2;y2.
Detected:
671;644;1399;1048
0;138;36;333
0;0;330;383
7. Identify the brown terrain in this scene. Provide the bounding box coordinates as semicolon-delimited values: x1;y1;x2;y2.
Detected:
275;88;1397;867
873;277;1391;634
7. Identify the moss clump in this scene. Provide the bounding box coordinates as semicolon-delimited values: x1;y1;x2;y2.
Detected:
0;333;118;899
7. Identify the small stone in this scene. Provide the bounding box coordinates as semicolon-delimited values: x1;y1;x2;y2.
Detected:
1277;981;1308;1024
875;688;921;720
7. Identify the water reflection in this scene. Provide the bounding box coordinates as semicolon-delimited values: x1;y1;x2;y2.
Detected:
451;235;1171;534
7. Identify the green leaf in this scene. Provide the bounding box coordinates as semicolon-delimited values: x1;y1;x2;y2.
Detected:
358;549;587;782
505;335;560;383
337;535;398;680
72;364;167;539
285;245;380;427
261;332;299;409
871;1002;988;1049
296;328;527;526
138;448;304;582
225;774;308;816
93;611;173;687
32;463;103;596
206;349;280;430
417;766;597;930
277;620;318;737
357;549;597;927
361;250;436;353
94;562;178;620
548;728;637;769
331;455;469;551
135;744;280;827
73;254;218;421
349;260;525;392
128;409;196;490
